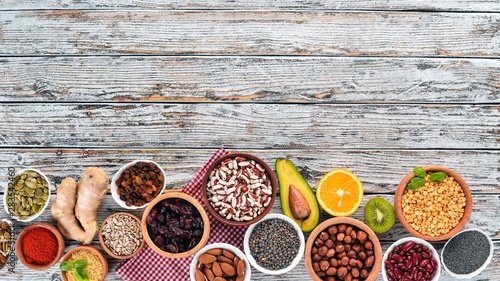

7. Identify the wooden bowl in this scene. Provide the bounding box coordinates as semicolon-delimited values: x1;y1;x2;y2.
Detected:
141;191;210;258
305;217;382;281
16;223;65;270
201;152;277;227
395;166;472;241
60;245;108;281
99;212;145;260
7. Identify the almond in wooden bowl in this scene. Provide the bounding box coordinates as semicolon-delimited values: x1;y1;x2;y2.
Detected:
141;191;210;259
305;217;382;281
99;212;145;260
189;243;251;281
395;166;472;241
16;223;65;271
60;245;108;281
201;152;277;227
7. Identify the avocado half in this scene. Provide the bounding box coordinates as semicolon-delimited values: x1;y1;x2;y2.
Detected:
275;158;320;232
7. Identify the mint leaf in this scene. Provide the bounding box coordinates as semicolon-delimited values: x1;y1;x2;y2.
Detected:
413;167;426;178
73;260;88;270
430;172;447;182
407;177;426;190
76;268;89;281
59;261;73;271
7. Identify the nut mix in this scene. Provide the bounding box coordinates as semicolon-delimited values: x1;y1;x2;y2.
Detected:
194;248;246;281
311;224;376;281
102;214;143;256
115;161;165;207
146;198;204;253
384;241;438;281
7;170;49;220
402;174;466;237
206;156;273;222
0;221;11;266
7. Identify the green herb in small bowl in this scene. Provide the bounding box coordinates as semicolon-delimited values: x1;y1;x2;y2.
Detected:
60;260;89;281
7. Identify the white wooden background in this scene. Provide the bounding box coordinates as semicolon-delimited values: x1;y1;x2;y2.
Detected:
0;0;498;280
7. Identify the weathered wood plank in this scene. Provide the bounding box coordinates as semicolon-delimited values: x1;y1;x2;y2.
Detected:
1;0;499;12
1;56;499;103
0;104;498;149
1;195;498;280
1;11;500;57
0;149;498;193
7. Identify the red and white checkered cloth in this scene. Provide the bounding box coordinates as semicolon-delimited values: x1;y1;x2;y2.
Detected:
116;148;248;281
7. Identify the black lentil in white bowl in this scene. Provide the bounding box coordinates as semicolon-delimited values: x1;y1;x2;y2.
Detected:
243;213;305;275
440;228;493;279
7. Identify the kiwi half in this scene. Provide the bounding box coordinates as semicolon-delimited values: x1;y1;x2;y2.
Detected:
364;197;396;233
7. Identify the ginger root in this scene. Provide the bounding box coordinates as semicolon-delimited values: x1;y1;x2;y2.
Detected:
51;167;108;245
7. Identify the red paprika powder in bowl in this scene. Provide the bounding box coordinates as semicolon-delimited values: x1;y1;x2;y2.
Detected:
16;223;65;270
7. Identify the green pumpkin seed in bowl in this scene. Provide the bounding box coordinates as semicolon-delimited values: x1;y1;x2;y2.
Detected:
3;169;51;222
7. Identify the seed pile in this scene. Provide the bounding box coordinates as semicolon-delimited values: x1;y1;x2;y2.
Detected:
249;218;299;271
146;198;204;253
311;224;376;280
116;161;164;207
402;174;466;236
101;214;143;256
194;248;246;281
384;241;438;281
442;230;491;275
7;170;49;220
0;221;11;267
207;156;273;222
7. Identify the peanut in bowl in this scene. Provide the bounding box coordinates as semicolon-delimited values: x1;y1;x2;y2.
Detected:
394;166;472;241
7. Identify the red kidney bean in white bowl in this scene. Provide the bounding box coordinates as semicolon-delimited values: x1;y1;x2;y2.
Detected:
382;237;440;281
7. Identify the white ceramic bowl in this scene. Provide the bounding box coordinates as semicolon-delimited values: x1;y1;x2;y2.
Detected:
440;228;493;279
3;169;51;222
382;237;441;281
189;243;251;281
110;160;167;209
244;213;305;275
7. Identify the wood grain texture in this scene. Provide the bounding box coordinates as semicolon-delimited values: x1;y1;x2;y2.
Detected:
0;104;498;149
1;11;500;57
0;195;498;281
1;56;499;103
1;0;499;12
0;149;498;193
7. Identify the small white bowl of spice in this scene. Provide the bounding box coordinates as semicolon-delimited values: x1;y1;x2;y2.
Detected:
441;228;493;279
244;213;305;275
99;212;145;259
